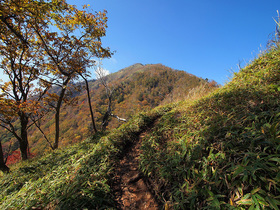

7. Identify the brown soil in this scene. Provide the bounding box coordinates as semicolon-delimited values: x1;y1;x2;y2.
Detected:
112;133;160;209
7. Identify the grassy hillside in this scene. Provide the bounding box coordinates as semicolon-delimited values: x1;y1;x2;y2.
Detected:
0;47;279;209
139;48;280;208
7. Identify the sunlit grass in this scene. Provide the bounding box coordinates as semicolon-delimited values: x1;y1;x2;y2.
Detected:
139;47;280;209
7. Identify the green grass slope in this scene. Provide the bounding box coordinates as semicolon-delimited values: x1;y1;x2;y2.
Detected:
0;47;279;209
139;48;280;209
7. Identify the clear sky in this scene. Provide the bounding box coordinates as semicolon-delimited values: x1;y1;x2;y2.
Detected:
67;0;279;85
1;1;279;85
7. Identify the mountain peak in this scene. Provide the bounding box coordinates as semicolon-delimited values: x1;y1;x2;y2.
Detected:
119;63;144;72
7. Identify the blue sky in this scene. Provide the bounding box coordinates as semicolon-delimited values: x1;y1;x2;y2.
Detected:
67;0;279;85
0;1;279;85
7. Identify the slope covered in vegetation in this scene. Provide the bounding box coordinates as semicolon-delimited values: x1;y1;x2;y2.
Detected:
139;48;280;209
0;47;279;209
1;63;213;160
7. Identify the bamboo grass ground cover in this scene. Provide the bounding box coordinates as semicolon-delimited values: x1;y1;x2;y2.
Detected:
139;48;280;209
0;105;172;209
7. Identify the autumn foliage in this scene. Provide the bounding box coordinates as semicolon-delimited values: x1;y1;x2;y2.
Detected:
0;1;215;168
0;0;111;167
5;150;36;165
0;63;217;161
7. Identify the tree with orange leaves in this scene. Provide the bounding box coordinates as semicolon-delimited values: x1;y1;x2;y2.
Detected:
33;3;111;149
0;0;111;166
0;19;46;161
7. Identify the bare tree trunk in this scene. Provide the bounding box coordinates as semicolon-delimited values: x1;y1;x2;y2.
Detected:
53;77;71;149
0;140;10;173
101;94;112;131
53;107;60;149
79;73;98;133
95;62;126;130
54;89;64;149
19;112;29;160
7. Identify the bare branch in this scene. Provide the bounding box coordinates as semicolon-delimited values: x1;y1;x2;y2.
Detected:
31;118;54;150
79;72;97;133
0;121;21;141
0;15;29;46
111;113;127;122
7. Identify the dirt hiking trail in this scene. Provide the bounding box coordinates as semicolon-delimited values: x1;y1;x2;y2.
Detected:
112;132;160;209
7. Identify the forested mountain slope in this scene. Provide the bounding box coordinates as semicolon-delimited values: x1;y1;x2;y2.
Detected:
0;64;214;161
0;46;279;209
